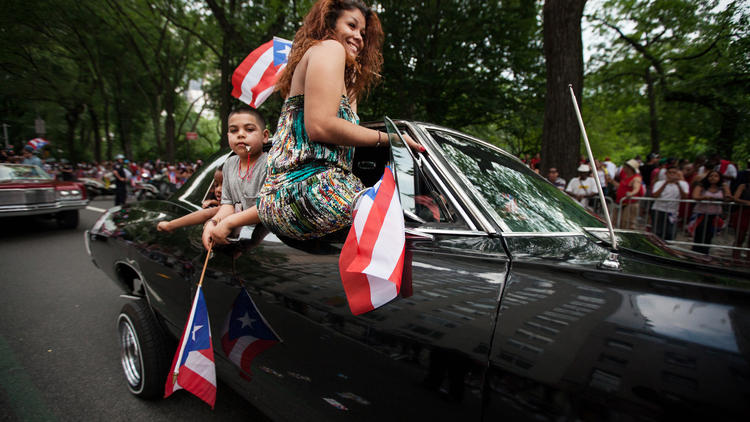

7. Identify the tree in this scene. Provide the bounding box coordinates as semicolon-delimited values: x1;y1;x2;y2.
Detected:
541;0;587;181
587;0;750;159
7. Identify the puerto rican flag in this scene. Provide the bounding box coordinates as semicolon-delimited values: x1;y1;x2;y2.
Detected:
339;166;406;315
164;286;216;408
231;37;293;108
220;287;281;377
27;137;49;150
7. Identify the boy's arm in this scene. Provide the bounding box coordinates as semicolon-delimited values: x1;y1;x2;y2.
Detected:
158;207;219;232
210;206;262;245
202;204;235;249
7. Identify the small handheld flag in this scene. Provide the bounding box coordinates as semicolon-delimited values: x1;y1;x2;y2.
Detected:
231;37;293;108
339;166;406;315
164;245;216;408
221;287;281;377
164;286;217;408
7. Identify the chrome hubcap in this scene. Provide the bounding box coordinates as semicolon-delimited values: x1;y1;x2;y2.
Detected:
118;316;142;390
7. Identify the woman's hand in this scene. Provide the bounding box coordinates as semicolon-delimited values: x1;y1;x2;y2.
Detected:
400;133;426;154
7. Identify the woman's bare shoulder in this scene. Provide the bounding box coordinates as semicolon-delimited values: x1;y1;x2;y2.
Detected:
308;39;346;56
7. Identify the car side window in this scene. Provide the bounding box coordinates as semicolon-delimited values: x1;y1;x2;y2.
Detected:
175;152;229;209
383;122;469;231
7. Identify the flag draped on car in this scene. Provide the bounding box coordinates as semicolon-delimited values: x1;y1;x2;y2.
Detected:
339;166;406;315
164;286;216;408
231;37;293;108
221;287;281;377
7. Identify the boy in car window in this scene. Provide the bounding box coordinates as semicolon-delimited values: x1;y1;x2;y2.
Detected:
203;107;269;248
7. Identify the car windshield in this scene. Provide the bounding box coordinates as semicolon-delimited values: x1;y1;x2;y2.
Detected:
0;164;52;181
429;130;604;233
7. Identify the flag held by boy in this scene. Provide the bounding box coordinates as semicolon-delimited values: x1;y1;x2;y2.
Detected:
339;166;406;315
221;287;281;377
164;286;217;408
232;37;293;108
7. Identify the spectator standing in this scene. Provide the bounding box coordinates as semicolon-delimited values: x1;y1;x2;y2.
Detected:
651;166;689;240
113;154;128;206
612;159;643;229
732;164;750;261
689;170;730;254
546;167;566;191
640;153;659;191
566;164;598;208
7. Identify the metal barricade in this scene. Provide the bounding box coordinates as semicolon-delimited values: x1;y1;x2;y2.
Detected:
593;196;750;259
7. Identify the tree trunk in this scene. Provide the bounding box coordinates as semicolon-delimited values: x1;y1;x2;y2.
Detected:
103;100;112;161
541;0;587;182
219;34;231;149
716;108;738;158
164;93;176;161
89;106;102;163
64;104;84;162
645;67;659;154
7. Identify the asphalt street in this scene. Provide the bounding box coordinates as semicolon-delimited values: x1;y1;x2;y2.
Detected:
0;197;268;421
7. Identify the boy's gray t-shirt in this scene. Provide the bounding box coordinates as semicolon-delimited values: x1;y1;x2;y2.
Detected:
221;153;267;211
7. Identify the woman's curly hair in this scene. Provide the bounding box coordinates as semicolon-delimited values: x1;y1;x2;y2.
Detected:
275;0;384;102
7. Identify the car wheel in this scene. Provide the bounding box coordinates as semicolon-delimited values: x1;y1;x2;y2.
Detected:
56;210;79;229
117;299;172;399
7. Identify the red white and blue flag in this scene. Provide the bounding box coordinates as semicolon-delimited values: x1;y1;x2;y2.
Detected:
231;37;293;108
221;287;281;377
164;286;216;408
339;166;406;315
27;138;49;150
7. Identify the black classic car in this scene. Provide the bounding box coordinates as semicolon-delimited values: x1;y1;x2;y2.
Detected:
86;119;750;420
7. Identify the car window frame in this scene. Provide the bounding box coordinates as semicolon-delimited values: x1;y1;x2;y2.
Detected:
380;118;486;237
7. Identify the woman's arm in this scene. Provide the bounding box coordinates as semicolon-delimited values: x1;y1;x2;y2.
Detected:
734;184;750;205
628;177;642;196
692;185;704;200
303;41;423;152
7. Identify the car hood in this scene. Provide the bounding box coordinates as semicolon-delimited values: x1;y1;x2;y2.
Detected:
502;229;750;290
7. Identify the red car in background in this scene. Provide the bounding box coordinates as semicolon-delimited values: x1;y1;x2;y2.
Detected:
0;163;89;228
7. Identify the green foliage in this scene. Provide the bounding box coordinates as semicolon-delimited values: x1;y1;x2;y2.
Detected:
585;0;750;162
0;0;746;167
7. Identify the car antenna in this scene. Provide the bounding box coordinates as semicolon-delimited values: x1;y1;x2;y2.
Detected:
568;84;618;252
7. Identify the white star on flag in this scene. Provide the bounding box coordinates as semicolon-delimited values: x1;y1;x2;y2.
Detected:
238;312;256;329
192;324;203;341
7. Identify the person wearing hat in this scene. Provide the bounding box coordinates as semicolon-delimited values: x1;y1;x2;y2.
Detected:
113;154;128;206
565;164;598;208
611;159;644;229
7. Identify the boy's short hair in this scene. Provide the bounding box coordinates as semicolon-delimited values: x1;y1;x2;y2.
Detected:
228;106;266;131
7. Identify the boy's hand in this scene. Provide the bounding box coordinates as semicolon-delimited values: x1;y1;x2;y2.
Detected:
210;220;233;245
157;221;172;232
202;223;214;250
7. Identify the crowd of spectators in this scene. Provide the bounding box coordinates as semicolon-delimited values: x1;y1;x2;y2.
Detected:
534;151;750;257
1;145;203;192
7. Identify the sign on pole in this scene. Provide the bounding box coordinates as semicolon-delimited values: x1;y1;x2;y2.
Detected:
186;132;198;140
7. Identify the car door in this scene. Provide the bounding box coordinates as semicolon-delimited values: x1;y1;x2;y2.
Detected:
205;120;508;421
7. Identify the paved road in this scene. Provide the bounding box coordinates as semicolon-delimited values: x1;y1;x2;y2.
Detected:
0;198;268;421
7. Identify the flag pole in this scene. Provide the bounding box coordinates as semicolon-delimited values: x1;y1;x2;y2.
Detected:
198;242;213;287
568;84;618;250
